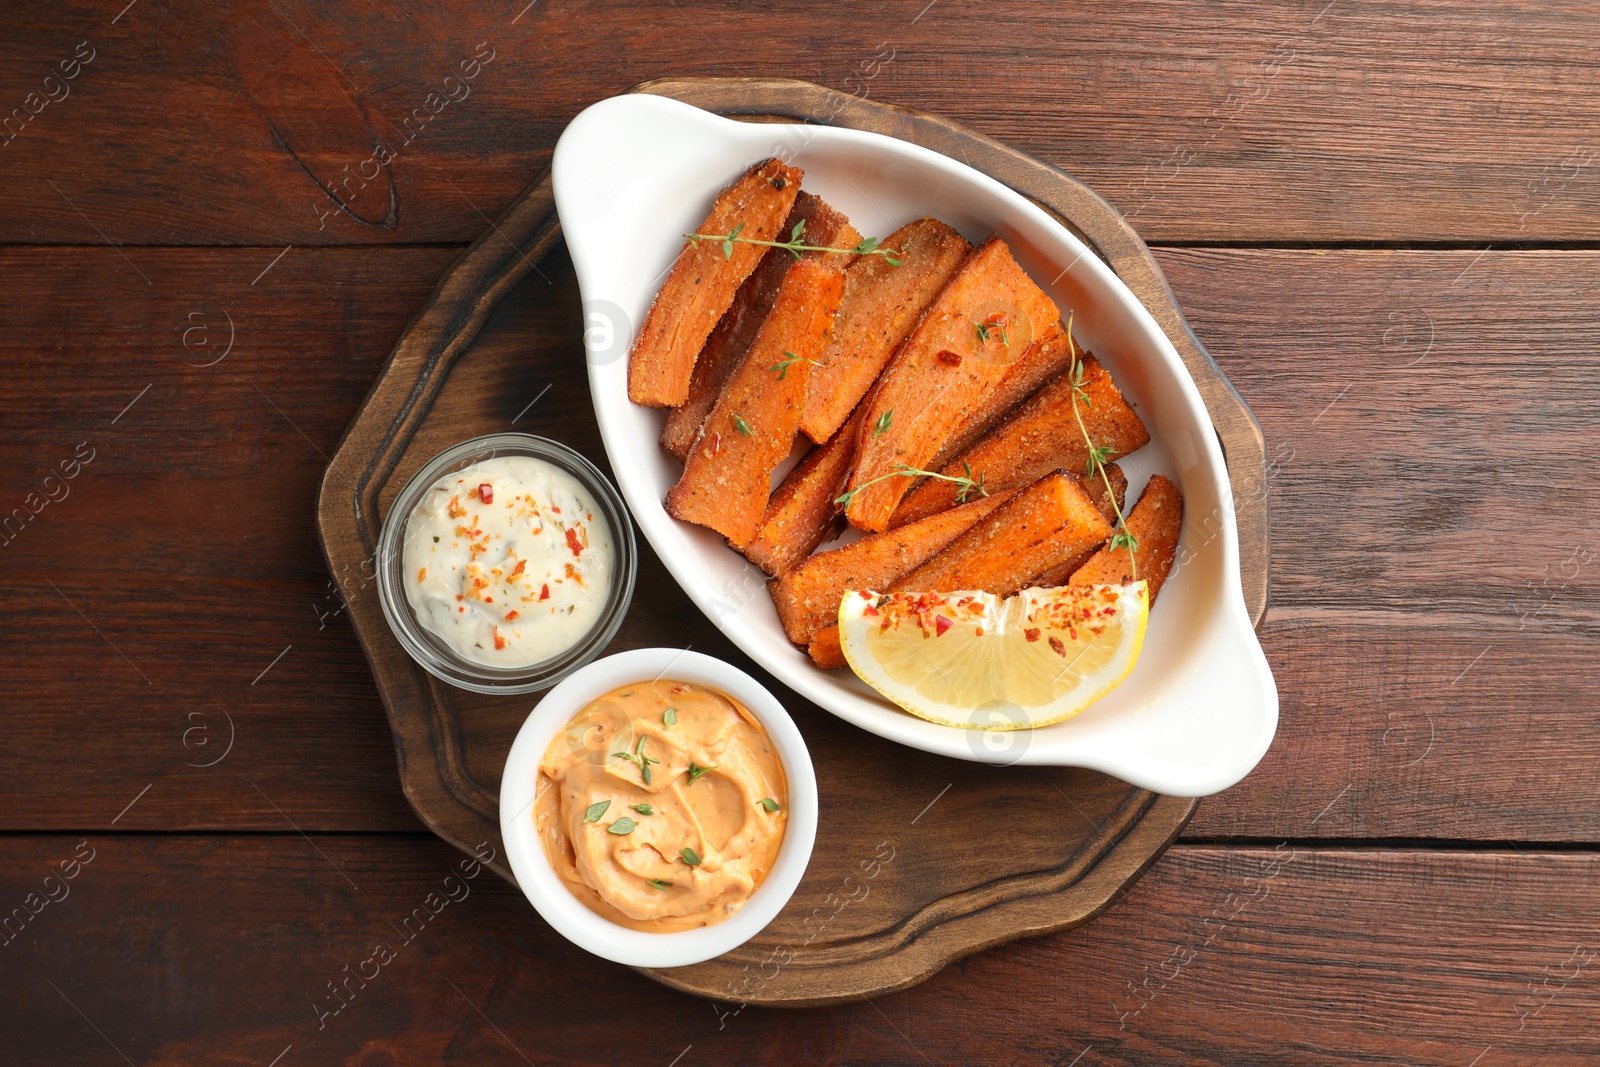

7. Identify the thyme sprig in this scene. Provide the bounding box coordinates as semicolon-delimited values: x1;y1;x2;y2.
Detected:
836;462;987;510
610;735;660;785
686;220;903;265
975;320;1010;347
769;351;821;380
1064;313;1138;573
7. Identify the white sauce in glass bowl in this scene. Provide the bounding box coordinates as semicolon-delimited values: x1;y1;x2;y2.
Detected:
401;456;614;668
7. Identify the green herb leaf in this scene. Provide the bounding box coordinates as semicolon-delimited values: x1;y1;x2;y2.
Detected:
1109;528;1140;553
663;707;677;727
686;762;716;785
760;797;781;812
1086;444;1114;477
607;817;638;835
582;799;611;823
872;410;893;437
629;803;655;816
835;462;987;510
680;847;702;866
768;351;817;380
681;227;901;266
733;413;753;437
647;879;673;890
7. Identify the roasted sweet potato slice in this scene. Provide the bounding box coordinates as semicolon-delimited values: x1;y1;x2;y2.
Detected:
628;158;802;407
771;492;1013;648
892;470;1111;595
665;258;842;548
1025;464;1128;586
742;406;865;577
808;625;847;670
842;236;1060;532
925;327;1080;471
660;193;859;461
1069;474;1184;602
890;355;1149;526
799;218;972;444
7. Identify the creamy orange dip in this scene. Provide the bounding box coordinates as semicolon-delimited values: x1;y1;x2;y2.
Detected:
535;680;788;932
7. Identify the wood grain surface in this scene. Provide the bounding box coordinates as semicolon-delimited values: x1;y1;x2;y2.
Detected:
3;0;1598;1057
2;2;1599;245
2;836;1595;1066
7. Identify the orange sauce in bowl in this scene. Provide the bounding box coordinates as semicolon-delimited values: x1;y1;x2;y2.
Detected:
535;680;788;932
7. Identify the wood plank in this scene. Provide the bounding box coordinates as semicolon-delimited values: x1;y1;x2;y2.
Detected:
4;247;1597;840
2;836;1595;1064
1153;248;1600;840
1;2;1597;244
0;247;462;832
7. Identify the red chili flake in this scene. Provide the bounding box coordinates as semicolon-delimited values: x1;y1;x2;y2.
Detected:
934;615;952;636
974;626;985;637
863;606;880;618
1049;636;1067;657
565;526;583;558
1024;628;1041;642
478;483;494;504
551;505;562;514
493;627;507;651
936;349;962;366
417;567;427;583
484;596;493;603
509;559;527;579
505;610;519;621
539;583;551;601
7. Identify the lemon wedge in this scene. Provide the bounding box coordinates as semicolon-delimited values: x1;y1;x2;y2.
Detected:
839;584;1149;730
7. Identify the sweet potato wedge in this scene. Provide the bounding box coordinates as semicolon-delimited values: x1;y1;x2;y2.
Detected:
1030;464;1128;586
892;470;1112;595
742;406;866;577
808;625;847;670
1069;474;1184;602
890;355;1149;526
660;193;858;461
841;236;1061;532
771;492;1014;648
666;258;843;548
925;327;1080;471
799;218;972;444
628;158;802;407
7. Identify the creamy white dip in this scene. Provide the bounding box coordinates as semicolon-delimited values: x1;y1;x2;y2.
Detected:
402;456;614;668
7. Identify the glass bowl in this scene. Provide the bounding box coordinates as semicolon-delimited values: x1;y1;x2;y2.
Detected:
375;433;636;694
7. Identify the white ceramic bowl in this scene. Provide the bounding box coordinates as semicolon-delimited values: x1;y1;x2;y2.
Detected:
499;647;818;968
552;93;1278;795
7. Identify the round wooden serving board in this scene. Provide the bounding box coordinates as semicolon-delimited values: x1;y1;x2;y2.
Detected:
316;77;1270;1007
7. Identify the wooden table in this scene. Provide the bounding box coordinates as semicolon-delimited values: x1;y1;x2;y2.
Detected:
3;2;1596;1063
